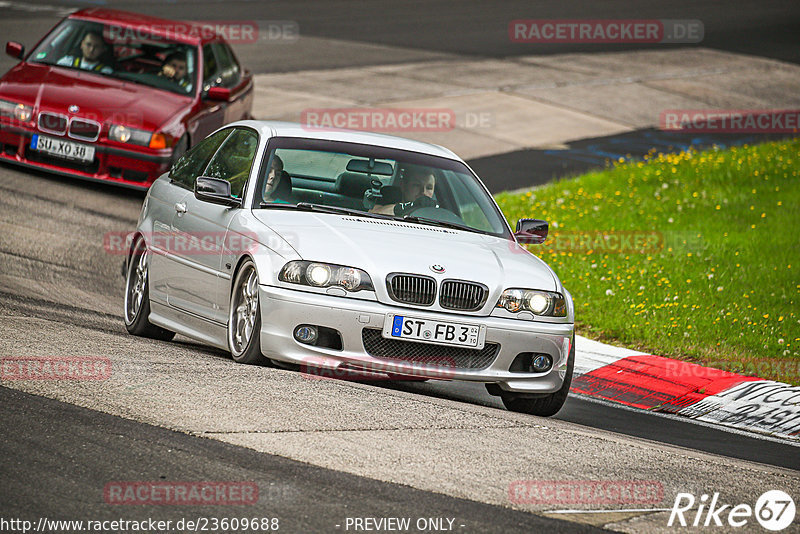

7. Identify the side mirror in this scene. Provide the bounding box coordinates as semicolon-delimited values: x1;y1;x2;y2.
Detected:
206;86;232;102
6;41;24;60
514;218;548;244
194;176;240;207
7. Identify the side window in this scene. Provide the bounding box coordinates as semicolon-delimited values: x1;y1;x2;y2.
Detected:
202;43;220;92
169;129;231;189
202;128;259;198
211;42;241;88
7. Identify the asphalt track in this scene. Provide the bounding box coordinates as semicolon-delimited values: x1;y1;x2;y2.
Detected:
2;0;800;73
0;387;599;533
1;1;799;532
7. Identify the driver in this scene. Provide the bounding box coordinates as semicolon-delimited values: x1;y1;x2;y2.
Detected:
57;31;113;74
159;52;192;91
262;155;291;204
370;165;436;215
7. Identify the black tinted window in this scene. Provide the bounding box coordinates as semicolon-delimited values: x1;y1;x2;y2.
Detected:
170;129;231;189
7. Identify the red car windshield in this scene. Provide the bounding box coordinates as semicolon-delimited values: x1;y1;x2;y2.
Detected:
29;18;197;96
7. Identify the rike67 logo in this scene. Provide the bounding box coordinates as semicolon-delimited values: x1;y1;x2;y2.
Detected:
669;490;796;531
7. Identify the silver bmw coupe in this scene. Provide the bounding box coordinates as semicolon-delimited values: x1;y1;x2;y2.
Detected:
124;121;575;416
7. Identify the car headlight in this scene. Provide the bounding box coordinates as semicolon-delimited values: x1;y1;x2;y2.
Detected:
279;261;374;292
497;288;566;317
109;124;155;147
0;99;33;122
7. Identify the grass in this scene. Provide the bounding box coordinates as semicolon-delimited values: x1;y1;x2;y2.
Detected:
495;139;800;385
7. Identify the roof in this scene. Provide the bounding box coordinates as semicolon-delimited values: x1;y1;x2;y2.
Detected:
232;120;462;161
69;8;222;45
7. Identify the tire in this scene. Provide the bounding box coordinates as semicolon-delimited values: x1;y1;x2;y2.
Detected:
227;259;271;365
124;238;176;341
500;335;575;417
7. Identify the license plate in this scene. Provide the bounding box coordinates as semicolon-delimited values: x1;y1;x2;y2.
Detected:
382;314;486;349
30;134;95;163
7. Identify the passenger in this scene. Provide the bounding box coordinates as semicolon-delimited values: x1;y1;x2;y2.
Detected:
159;52;191;91
57;31;113;74
370;165;436;215
263;155;291;204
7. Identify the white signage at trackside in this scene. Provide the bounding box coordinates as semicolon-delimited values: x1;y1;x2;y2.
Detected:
680;381;800;439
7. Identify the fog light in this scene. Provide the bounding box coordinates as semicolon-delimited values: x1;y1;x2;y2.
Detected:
531;354;553;373
294;325;318;345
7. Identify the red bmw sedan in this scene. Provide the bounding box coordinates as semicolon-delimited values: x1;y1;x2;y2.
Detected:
0;9;254;189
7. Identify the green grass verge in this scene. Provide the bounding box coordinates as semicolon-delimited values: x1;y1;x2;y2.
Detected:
495;139;800;385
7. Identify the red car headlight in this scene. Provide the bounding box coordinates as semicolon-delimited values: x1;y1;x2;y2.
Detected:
109;124;153;146
0;99;33;122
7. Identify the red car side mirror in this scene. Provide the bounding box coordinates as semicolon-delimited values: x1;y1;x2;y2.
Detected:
6;41;24;60
206;86;232;102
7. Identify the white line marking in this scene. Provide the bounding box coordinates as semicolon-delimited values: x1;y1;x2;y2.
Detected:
545;508;672;514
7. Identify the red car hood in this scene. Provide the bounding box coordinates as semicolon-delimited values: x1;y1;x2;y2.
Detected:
0;62;191;131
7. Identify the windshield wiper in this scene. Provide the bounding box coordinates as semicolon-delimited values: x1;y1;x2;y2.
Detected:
259;201;393;219
399;215;490;235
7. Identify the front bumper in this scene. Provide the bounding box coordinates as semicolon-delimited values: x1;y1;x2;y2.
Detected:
0;123;172;190
259;285;574;394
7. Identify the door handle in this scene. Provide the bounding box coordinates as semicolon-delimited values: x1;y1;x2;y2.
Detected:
174;202;187;214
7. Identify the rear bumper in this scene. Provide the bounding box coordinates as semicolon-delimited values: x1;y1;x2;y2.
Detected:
259;285;574;395
0;123;172;190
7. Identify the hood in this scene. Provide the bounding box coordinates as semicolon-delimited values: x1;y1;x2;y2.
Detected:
252;211;558;304
0;63;190;131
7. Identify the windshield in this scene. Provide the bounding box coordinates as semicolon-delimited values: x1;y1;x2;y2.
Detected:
253;137;511;238
29;18;197;96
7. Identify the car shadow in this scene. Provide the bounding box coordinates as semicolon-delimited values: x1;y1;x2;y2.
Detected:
0;159;148;200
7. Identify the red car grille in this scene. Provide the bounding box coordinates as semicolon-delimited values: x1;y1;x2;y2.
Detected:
69;119;100;142
38;113;67;135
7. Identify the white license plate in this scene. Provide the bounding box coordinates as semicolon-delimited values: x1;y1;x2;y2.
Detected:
31;134;95;163
383;314;486;349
